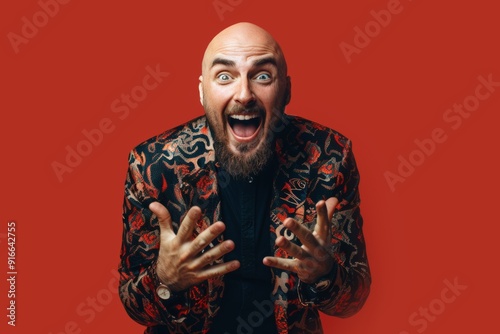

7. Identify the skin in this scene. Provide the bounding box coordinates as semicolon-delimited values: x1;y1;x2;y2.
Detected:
199;22;290;155
262;198;338;283
199;22;291;177
151;202;239;292
151;23;337;292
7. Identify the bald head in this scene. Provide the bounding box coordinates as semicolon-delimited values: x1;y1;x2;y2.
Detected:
197;22;291;177
201;22;287;76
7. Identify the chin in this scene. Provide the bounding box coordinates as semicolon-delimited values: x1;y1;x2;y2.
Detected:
230;139;261;155
215;136;273;178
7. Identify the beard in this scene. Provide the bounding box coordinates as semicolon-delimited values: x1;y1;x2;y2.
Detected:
213;134;273;179
204;103;277;179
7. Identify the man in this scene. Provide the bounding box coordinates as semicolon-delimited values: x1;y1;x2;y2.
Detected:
118;22;371;333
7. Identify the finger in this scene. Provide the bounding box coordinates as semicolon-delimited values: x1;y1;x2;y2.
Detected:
275;236;308;260
149;201;175;237
188;221;226;257
314;200;329;242
325;197;339;220
283;218;321;253
263;257;328;283
284;218;332;263
197;260;240;281
176;206;202;241
190;240;235;270
263;257;298;273
314;197;339;243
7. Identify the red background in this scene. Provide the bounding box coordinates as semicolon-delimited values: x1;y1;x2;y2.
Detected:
1;0;499;333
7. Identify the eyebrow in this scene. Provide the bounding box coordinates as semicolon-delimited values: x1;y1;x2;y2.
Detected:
210;57;278;69
211;58;235;68
252;57;278;68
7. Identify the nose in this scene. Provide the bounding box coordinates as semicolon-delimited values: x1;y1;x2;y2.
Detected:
234;78;255;106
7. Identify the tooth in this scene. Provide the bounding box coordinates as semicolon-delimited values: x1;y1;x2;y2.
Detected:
229;114;259;120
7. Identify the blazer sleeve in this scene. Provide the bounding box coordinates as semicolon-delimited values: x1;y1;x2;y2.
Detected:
118;149;192;327
298;139;371;317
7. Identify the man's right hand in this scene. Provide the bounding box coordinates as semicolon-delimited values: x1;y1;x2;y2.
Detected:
149;202;240;292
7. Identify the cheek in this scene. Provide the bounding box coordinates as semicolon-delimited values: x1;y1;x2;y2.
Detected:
208;84;233;103
257;84;282;105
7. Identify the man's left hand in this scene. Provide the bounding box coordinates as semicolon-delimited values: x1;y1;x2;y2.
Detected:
263;197;338;284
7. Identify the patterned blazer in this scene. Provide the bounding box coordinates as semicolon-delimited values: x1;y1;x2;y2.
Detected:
118;114;371;333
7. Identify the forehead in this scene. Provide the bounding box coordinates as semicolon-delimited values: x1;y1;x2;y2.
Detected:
211;46;277;68
203;32;284;72
211;36;279;54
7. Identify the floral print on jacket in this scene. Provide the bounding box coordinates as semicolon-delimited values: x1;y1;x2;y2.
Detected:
119;114;371;333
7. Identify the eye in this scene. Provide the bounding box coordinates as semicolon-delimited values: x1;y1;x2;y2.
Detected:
255;73;271;81
217;73;232;82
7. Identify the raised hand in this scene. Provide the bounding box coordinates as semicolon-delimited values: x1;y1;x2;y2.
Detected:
263;197;338;283
149;202;240;292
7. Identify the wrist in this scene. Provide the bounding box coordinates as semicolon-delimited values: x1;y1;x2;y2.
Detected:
298;263;338;306
154;259;184;292
147;260;191;323
151;260;177;300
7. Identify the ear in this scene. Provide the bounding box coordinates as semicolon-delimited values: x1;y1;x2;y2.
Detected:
284;76;291;106
198;75;204;106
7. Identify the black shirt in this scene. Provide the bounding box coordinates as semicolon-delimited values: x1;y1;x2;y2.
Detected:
208;161;278;334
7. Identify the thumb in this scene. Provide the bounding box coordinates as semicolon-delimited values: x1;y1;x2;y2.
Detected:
149;201;175;237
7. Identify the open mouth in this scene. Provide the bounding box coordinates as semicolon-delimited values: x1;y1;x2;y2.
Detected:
227;114;262;141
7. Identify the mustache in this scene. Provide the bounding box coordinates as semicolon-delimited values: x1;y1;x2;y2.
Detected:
226;105;263;115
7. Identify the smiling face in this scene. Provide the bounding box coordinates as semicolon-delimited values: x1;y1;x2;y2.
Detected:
199;22;291;178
